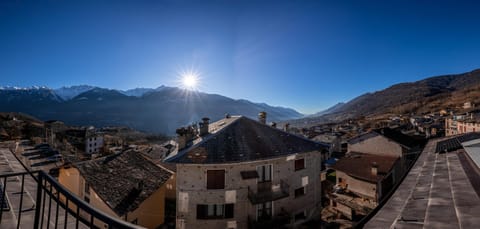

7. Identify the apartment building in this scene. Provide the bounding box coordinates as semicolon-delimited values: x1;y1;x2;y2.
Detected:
165;113;329;229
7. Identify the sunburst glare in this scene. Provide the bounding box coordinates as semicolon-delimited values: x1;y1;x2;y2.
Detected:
182;73;198;89
177;68;201;90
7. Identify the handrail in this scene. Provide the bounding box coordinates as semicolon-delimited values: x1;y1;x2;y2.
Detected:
0;170;145;229
0;171;41;178
37;170;145;229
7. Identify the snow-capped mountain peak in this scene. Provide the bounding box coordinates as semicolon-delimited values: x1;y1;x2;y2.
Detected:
0;86;49;90
54;85;96;100
118;85;167;97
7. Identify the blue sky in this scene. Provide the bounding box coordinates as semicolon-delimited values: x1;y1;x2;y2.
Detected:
1;1;480;114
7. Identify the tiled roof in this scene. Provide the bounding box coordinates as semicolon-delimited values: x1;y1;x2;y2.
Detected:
75;150;172;216
373;128;419;148
331;152;398;183
457;132;480;143
348;128;419;149
166;116;328;164
436;133;480;153
347;131;379;145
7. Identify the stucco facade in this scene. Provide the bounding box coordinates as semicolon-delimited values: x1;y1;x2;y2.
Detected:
175;151;323;229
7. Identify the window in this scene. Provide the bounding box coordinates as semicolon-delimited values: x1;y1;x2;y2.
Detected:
257;202;273;220
338;178;343;183
295;158;305;171
207;170;225;189
294;211;306;221
197;204;234;219
295;187;305;198
84;183;90;195
257;164;272;182
84;182;90;202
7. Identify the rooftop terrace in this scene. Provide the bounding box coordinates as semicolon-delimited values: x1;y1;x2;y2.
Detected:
365;135;480;228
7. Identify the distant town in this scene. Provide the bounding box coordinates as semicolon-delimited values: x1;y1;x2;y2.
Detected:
2;96;480;228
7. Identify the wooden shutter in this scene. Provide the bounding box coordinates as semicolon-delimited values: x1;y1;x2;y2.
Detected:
225;204;234;218
207;170;225;189
295;158;305;171
197;204;207;219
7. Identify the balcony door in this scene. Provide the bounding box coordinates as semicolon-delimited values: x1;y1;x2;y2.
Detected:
257;201;273;220
257;164;272;192
257;164;272;182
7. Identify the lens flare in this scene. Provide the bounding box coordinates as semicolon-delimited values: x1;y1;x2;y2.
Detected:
182;74;198;89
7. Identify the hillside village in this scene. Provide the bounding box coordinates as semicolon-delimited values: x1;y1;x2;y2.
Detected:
2;96;480;229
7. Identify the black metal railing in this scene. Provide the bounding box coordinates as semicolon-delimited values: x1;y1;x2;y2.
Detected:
0;170;144;229
248;179;290;204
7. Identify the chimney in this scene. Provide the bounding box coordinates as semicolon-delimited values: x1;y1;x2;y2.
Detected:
284;123;290;132
371;162;378;176
176;127;188;150
258;111;267;124
199;117;210;136
271;122;277;128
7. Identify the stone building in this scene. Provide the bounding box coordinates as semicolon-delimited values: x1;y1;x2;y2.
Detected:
329;152;400;220
85;127;104;156
165;114;329;229
445;113;480;136
347;128;421;178
59;150;174;228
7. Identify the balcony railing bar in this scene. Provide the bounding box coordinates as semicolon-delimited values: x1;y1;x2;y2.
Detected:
1;170;144;229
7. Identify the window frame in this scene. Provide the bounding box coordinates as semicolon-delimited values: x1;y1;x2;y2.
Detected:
294;158;305;171
294;187;306;198
257;164;272;183
256;201;273;220
197;204;234;220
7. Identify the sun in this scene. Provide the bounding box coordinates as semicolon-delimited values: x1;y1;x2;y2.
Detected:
182;73;198;89
178;67;202;90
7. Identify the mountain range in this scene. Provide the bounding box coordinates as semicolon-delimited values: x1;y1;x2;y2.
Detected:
0;85;303;134
296;68;480;126
3;68;480;133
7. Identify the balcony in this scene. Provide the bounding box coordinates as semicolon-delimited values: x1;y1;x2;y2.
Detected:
0;170;143;229
248;179;289;204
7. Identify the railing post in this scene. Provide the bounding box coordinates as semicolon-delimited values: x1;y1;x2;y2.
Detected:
0;177;7;224
16;174;26;229
34;172;44;229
